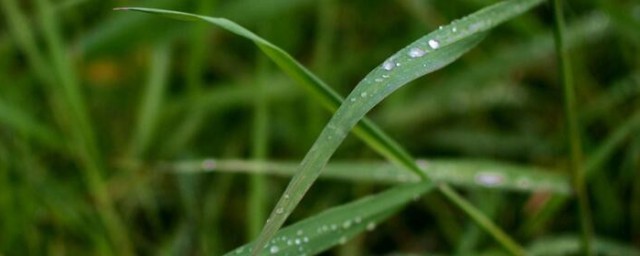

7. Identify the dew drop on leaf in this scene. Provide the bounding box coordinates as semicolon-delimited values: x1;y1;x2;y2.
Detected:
366;222;376;231
408;47;426;58
382;59;396;71
428;39;440;49
342;220;352;229
474;171;505;187
269;245;279;254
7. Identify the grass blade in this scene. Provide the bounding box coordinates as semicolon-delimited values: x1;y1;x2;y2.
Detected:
0;99;65;151
164;158;571;195
130;42;171;157
527;235;640;256
552;0;594;254
36;0;132;253
115;1;547;254
223;181;435;255
252;34;484;254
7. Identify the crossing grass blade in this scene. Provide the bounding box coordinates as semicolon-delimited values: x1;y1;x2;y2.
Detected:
222;181;435;256
164;158;571;195
115;0;547;254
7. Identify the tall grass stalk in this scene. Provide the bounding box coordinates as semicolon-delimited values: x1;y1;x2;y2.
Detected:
249;47;270;239
552;0;594;255
36;0;133;254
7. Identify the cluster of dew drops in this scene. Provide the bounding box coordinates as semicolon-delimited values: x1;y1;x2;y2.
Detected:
374;24;457;89
380;34;445;73
236;216;377;255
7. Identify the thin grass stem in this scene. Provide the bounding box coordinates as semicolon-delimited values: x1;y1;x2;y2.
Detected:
552;0;594;255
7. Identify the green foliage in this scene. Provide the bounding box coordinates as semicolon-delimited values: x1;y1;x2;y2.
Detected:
1;0;639;255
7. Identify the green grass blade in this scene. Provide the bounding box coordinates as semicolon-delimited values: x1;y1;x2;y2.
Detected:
36;0;132;253
164;158;570;195
439;184;525;255
223;181;435;256
253;33;484;255
115;1;547;254
249;48;270;239
552;0;594;254
521;109;640;235
112;7;451;179
0;99;65;151
130;42;171;157
0;0;51;87
527;235;640;256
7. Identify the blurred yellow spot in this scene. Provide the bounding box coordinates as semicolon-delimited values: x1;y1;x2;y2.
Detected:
86;59;120;87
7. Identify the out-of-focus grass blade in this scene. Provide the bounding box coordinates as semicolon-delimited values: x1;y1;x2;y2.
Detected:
527;235;640;256
165;158;570;195
223;181;434;256
522;109;640;235
130;42;171;157
0;99;65;151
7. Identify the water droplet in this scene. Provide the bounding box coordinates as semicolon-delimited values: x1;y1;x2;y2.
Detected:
438;25;443;30
284;194;290;200
428;39;440;49
294;238;301;245
360;92;367;98
339;236;347;244
322;225;328;231
408;47;426;58
366;222;376;231
474;171;505;187
342;220;352;229
382;59;396;71
374;78;383;82
296;230;303;236
287;239;293;245
382;74;390;78
355;216;362;223
303;237;309;243
452;26;457;32
270;245;279;254
201;159;217;170
276;207;284;214
331;224;337;230
235;247;244;254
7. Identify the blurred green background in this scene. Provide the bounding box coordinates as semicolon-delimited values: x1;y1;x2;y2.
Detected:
1;0;639;255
